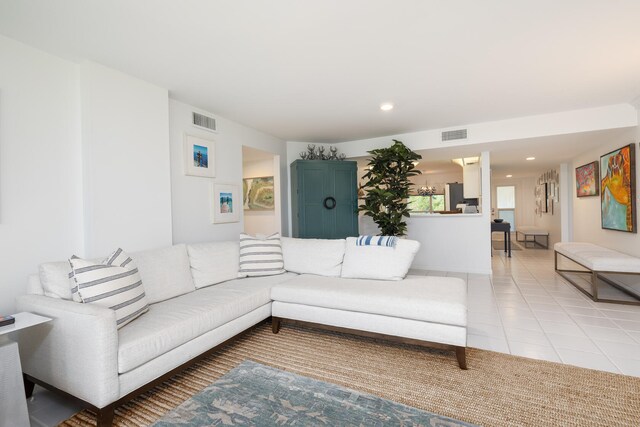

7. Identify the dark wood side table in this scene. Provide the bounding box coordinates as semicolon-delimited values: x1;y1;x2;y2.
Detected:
491;221;511;257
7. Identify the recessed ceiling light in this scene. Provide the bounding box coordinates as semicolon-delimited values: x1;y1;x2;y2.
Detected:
526;157;535;161
380;103;394;111
506;174;513;178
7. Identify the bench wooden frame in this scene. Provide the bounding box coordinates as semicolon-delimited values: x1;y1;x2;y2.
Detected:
554;250;640;306
516;228;549;249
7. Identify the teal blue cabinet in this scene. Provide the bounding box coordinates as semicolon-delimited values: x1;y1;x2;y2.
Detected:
290;160;359;239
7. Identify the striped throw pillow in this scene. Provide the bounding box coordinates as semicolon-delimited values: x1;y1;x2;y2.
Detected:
69;248;149;329
239;233;285;277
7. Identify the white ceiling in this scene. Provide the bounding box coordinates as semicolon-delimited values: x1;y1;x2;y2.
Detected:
487;127;637;178
1;1;639;142
242;145;274;163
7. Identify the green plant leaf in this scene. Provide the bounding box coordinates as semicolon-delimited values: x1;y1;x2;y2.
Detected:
358;140;421;237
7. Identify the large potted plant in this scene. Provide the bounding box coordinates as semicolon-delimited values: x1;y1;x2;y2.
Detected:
359;140;422;236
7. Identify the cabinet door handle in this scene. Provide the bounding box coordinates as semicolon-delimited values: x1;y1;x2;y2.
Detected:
323;197;337;210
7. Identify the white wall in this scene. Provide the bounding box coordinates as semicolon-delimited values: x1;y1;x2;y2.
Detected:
169;100;287;244
0;37;289;313
559;163;573;242
571;127;640;256
0;36;83;314
242;157;279;236
79;62;173;257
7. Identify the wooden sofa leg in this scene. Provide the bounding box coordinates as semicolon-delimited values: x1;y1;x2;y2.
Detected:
272;317;281;334
455;347;467;370
23;374;35;398
97;405;115;427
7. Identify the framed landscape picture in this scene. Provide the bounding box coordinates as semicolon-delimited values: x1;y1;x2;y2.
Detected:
184;134;215;178
600;144;636;233
212;183;240;223
243;176;275;210
575;161;599;197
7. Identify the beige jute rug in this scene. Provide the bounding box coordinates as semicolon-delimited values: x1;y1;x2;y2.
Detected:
61;323;640;427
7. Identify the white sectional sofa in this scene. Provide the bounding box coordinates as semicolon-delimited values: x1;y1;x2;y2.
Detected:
16;237;467;426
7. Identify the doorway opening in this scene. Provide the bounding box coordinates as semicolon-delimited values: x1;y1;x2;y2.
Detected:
242;146;281;236
496;185;516;230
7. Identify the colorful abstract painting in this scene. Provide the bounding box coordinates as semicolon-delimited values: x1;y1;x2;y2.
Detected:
575;161;599;197
600;144;636;233
243;176;275;210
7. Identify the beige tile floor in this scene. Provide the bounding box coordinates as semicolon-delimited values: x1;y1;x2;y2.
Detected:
412;242;640;376
26;242;640;426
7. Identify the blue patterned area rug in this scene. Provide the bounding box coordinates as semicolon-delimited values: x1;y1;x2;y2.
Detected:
152;360;476;426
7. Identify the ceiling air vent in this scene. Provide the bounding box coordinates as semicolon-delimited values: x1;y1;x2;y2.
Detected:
192;112;217;132
442;129;467;141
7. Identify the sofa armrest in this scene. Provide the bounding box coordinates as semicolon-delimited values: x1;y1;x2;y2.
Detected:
16;294;119;408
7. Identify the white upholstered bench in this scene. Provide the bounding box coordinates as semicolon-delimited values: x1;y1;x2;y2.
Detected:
516;226;549;249
554;242;640;305
270;274;468;369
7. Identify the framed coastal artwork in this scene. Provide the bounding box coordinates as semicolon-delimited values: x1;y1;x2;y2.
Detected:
243;176;275;211
575;161;599;197
184;134;215;178
212;183;240;223
600;144;636;233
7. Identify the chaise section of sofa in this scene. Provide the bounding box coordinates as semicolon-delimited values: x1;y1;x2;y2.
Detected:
270;273;468;368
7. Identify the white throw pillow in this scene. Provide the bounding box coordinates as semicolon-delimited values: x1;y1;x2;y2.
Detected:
281;237;345;277
340;237;420;280
187;241;241;288
69;248;149;329
239;232;285;277
130;244;196;304
38;261;74;300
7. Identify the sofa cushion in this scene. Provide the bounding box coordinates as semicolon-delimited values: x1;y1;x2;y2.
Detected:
70;248;149;329
117;273;297;373
27;274;44;296
239;233;285;277
271;274;466;327
281;237;345;277
340;237;420;280
38;261;73;299
187;241;240;289
130;244;195;304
